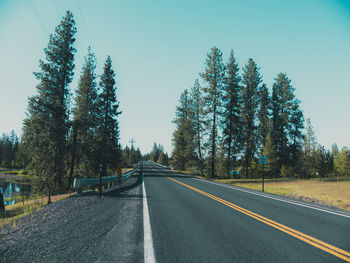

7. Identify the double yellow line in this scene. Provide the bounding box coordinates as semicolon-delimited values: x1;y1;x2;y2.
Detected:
167;176;350;262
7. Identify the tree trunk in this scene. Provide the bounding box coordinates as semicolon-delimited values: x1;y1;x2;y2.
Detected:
67;124;78;191
211;99;217;178
227;105;233;176
48;187;52;205
197;119;204;177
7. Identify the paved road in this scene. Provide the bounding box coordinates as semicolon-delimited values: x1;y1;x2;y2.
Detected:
2;162;350;262
0;173;144;263
143;161;350;262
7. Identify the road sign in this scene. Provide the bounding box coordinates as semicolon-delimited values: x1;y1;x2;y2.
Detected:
229;170;240;176
258;156;268;192
259;155;268;165
117;164;122;178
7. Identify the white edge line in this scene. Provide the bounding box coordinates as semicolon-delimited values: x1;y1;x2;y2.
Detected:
193;177;350;219
143;179;156;263
157;166;350;219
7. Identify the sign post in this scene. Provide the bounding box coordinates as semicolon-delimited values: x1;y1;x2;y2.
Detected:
0;188;4;215
99;163;102;198
259;156;268;192
117;164;122;186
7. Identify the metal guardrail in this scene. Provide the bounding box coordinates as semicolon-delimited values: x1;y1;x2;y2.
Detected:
73;163;142;195
148;160;171;169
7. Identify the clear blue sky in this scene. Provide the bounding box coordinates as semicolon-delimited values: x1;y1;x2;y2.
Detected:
0;0;349;154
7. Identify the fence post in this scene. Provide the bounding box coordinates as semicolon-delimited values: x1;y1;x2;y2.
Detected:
0;193;5;214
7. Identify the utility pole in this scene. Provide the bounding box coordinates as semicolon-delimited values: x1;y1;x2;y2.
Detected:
129;139;135;167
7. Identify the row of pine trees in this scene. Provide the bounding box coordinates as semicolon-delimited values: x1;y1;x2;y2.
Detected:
0;131;19;169
171;46;347;179
19;11;121;198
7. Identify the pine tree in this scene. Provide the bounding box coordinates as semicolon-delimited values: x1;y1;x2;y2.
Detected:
271;73;303;175
68;48;98;188
314;146;333;177
200;46;225;178
301;118;318;178
150;143;161;163
96;56;122;177
22;11;76;198
10;131;19;168
171;90;195;170
241;58;262;178
262;132;278;177
0;132;19;168
221;50;242;175
288;100;304;170
189;80;205;176
257;84;270;153
334;148;350;177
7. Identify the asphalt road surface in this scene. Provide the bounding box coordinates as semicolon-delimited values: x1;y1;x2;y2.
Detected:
1;161;350;262
143;161;350;263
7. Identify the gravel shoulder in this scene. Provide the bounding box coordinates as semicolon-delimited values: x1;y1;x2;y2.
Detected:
0;173;143;263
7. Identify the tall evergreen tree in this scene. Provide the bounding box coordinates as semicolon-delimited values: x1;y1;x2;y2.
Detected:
22;11;76;198
272;73;291;166
257;84;270;153
190;80;205;176
68;47;98;188
241;58;261;178
301;118;318;178
0;132;19;168
96;56;122;177
200;46;225;178
221;50;242;175
262;132;278;177
171;90;195;170
288;99;304;169
150;143;162;163
271;73;303;175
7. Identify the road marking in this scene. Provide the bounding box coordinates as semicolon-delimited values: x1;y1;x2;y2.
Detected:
143;179;156;263
194;177;350;219
152;165;350;218
167;176;350;262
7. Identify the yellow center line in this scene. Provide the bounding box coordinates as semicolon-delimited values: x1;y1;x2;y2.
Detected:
165;176;350;262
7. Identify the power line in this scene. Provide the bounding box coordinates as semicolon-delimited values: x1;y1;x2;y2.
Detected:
25;0;49;37
76;0;91;44
26;0;84;67
129;139;136;149
51;0;62;17
129;139;136;166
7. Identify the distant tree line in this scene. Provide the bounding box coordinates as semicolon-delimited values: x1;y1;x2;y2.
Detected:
121;146;142;168
13;11;122;200
0;131;19;168
171;46;350;179
143;143;169;166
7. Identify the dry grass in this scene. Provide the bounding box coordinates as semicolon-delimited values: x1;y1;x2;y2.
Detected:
215;179;350;211
0;193;73;230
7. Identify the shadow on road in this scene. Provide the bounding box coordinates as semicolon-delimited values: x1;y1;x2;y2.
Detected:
74;173;143;198
143;169;196;179
103;173;143;197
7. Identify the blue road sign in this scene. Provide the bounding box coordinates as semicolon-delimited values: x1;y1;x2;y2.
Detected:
259;156;268;165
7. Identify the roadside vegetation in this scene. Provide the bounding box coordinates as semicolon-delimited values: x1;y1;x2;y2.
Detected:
215;178;350;211
0;193;73;232
169;46;350;183
0;10;123;208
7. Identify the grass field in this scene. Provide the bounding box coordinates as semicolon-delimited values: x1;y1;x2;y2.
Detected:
0;193;73;231
215;179;350;211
